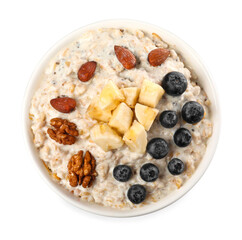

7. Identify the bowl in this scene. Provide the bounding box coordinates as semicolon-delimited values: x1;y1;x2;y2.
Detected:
23;19;220;217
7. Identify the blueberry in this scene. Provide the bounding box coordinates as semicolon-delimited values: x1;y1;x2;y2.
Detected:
168;158;185;175
173;128;192;147
162;71;188;96
182;101;205;124
146;138;169;159
140;163;159;182
127;184;146;204
159;110;178;128
113;165;132;182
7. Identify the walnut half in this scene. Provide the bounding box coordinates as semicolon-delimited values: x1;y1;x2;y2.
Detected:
47;118;79;145
68;150;97;188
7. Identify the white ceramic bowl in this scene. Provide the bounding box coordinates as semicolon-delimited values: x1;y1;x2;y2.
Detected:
23;19;220;217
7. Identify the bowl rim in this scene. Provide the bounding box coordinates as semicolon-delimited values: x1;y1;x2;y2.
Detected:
23;19;221;218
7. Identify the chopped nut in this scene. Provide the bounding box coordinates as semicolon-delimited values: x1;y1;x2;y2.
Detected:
47;118;79;145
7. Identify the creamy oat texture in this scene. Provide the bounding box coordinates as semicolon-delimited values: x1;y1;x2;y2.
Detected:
30;28;213;209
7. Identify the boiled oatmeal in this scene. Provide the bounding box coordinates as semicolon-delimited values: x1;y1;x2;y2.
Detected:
30;28;213;209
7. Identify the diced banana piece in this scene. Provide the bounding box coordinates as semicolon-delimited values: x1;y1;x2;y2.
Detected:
87;97;112;122
121;87;140;108
90;124;124;152
99;81;125;111
109;102;133;134
123;120;147;154
138;79;164;107
135;103;159;131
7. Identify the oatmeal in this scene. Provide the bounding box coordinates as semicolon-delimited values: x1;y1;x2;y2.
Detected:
30;28;213;209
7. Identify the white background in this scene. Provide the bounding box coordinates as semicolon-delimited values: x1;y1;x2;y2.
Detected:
0;0;241;239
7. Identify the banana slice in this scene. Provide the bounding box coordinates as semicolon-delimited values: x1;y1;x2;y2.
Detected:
87;97;112;122
138;79;164;108
109;102;133;134
135;103;159;131
123;120;147;154
90;124;124;152
121;87;140;108
99;80;125;111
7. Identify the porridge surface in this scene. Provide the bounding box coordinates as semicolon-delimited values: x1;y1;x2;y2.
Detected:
30;28;213;209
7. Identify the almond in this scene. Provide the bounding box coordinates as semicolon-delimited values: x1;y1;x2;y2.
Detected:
114;46;136;70
78;61;97;82
50;97;76;113
148;48;170;67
